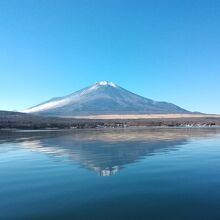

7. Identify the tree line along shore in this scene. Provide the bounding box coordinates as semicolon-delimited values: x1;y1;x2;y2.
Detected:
0;111;220;130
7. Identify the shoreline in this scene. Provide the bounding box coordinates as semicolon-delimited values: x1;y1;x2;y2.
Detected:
1;111;220;130
1;125;220;132
1;119;220;130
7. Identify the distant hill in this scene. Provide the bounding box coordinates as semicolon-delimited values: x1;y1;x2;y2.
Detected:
23;81;190;116
0;110;35;118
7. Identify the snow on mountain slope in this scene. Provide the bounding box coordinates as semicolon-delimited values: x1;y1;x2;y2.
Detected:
23;81;190;116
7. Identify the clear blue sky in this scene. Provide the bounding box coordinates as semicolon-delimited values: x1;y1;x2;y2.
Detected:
0;0;220;113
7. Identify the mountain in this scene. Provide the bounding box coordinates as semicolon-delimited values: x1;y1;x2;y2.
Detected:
23;81;190;116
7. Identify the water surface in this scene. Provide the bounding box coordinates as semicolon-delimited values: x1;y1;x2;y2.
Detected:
0;128;220;219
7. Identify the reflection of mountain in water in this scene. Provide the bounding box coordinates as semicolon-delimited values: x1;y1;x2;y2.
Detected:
1;128;220;176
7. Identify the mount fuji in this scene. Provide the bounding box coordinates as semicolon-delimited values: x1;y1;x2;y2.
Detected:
23;81;190;116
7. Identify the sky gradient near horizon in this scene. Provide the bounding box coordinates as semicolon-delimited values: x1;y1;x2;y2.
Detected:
0;0;220;113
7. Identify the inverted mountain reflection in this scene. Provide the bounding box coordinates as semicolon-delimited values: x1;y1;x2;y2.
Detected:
1;128;220;176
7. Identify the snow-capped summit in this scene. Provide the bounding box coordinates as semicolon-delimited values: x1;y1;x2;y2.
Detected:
23;81;190;116
96;81;117;87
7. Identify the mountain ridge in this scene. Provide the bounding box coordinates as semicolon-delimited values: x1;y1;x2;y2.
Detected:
23;81;190;116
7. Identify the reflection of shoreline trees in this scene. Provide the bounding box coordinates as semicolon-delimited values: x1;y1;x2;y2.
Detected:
1;128;220;176
1;128;220;143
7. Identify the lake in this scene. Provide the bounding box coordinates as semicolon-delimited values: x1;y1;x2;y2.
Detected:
0;128;220;220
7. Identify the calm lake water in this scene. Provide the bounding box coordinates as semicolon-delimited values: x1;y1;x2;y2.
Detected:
0;128;220;220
